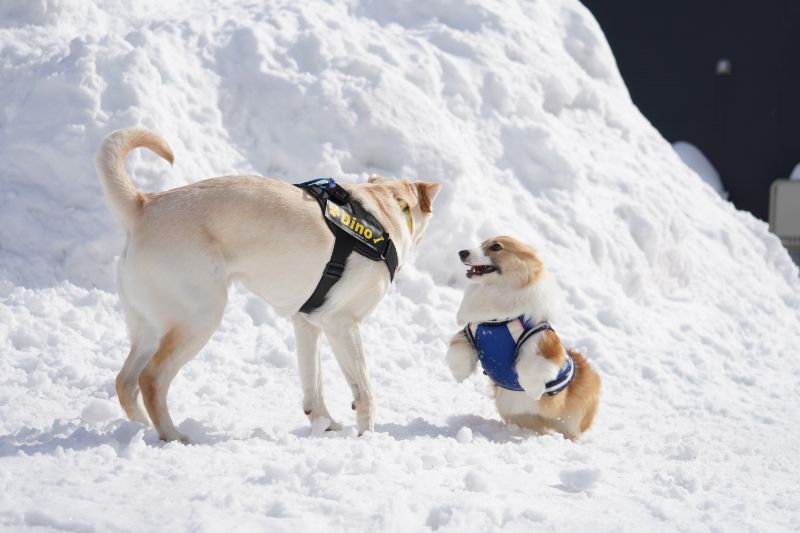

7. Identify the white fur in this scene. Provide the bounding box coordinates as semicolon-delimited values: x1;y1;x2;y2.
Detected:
464;247;489;265
456;271;562;325
493;389;538;417
515;334;563;400
446;339;477;382
492;384;582;437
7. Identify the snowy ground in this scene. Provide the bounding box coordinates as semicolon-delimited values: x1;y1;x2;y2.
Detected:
2;0;800;531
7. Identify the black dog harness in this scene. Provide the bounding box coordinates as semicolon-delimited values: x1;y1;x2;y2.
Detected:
295;178;399;314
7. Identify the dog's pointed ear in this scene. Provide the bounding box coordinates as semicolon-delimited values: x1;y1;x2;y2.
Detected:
368;175;392;184
416;182;442;213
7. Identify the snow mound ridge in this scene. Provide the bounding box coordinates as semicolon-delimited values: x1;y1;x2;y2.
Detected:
1;0;799;531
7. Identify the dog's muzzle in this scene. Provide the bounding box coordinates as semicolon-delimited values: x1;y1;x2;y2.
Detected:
466;264;498;278
459;250;498;278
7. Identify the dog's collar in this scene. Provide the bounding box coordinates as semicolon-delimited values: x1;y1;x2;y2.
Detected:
399;200;414;234
478;315;522;325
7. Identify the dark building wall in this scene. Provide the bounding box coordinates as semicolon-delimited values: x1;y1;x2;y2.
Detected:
581;0;800;220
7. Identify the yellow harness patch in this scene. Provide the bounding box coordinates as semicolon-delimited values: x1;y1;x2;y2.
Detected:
325;201;386;247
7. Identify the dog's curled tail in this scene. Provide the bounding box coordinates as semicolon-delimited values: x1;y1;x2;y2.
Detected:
96;127;174;230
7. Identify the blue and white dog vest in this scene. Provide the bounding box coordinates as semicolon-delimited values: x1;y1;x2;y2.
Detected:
464;316;574;394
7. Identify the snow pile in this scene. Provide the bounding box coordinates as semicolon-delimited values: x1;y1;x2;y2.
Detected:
673;141;727;198
790;163;800;180
1;0;799;531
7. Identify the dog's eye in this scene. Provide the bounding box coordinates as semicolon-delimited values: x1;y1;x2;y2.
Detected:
489;243;502;252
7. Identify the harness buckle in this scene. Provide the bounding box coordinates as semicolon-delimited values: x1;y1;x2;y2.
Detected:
329;186;350;205
322;261;346;280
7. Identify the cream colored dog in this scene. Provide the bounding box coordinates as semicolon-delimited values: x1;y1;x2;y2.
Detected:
97;127;441;442
446;236;600;439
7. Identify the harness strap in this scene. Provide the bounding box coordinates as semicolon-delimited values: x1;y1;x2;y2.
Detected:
299;230;354;314
384;244;398;279
463;323;477;350
514;321;553;353
543;354;574;396
465;317;574;396
513;320;574;396
296;178;399;314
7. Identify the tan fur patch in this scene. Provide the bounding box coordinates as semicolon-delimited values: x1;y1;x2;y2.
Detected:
132;128;175;166
533;349;600;437
416;182;440;213
116;343;138;418
201;226;218;246
481;236;545;287
138;327;183;430
360;186;395;230
537;329;565;362
569;349;601;433
138;375;159;428
151;327;184;368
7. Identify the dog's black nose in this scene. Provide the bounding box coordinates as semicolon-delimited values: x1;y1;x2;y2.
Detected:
458;250;470;260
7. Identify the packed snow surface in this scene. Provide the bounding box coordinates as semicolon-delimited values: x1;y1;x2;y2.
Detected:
2;0;799;531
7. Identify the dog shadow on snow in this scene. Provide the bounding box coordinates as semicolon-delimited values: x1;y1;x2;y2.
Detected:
0;414;539;457
0;419;150;457
0;418;229;457
377;414;540;443
290;414;541;444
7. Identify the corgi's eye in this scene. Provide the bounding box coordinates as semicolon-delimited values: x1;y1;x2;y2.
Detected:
489;243;502;252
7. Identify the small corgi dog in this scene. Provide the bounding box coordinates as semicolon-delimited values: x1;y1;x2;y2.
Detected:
446;236;600;439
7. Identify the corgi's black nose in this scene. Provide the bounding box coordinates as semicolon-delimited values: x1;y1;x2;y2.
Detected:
458;250;470;260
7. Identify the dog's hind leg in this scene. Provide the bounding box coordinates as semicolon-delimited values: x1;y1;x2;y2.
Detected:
323;323;374;435
293;314;340;431
138;305;225;443
115;303;159;424
116;337;157;425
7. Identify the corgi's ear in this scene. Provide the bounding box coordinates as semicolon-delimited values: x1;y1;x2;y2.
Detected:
368;175;392;184
416;182;442;213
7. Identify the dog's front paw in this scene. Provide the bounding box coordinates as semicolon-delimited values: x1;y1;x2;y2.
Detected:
305;405;341;432
447;341;477;382
310;416;342;434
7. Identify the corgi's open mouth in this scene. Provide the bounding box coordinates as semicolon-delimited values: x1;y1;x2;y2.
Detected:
466;264;498;278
